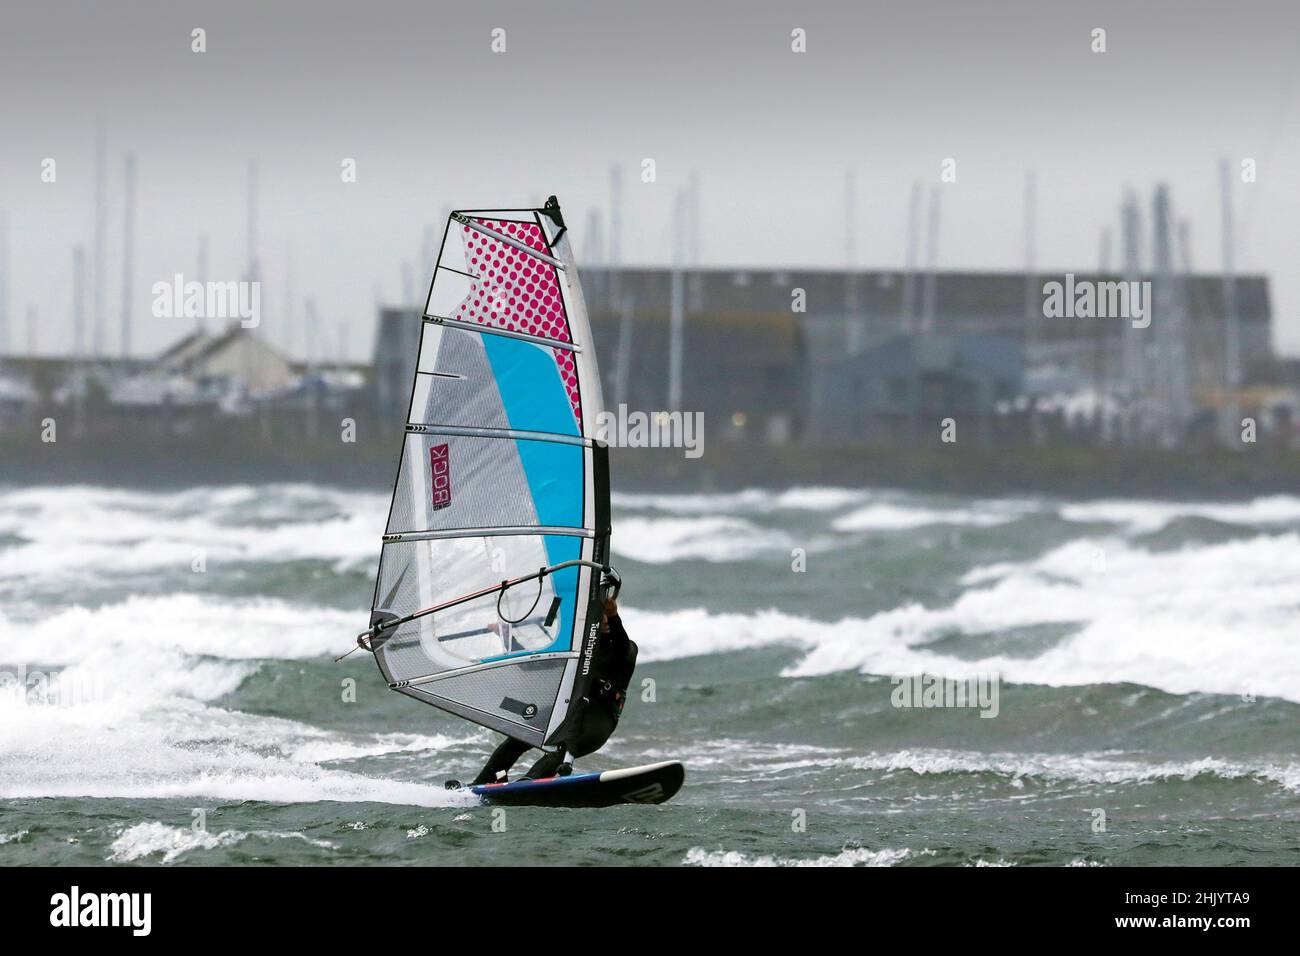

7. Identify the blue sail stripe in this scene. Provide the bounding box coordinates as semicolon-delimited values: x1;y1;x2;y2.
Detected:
482;334;585;652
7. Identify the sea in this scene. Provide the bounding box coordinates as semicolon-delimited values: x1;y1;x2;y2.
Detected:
1;482;1297;866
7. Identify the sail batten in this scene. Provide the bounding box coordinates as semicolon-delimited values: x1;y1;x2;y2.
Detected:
404;422;595;447
368;197;607;749
384;525;595;543
424;314;584;352
453;213;567;270
394;652;580;689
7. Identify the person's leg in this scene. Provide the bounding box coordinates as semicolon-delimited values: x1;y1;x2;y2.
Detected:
471;735;531;785
522;708;619;781
568;708;617;759
523;745;567;780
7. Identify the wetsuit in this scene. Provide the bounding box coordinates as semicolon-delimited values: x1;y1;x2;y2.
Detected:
471;613;637;784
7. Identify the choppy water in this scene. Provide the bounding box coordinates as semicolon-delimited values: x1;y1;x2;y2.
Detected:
1;482;1298;866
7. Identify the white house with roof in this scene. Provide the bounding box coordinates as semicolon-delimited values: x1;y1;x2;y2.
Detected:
110;325;296;409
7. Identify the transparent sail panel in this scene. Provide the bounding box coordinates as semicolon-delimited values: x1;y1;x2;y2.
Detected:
403;658;571;746
386;431;585;535
371;530;585;746
371;533;584;665
408;322;582;435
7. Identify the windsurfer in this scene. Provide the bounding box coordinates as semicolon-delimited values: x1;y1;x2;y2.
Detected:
464;594;636;785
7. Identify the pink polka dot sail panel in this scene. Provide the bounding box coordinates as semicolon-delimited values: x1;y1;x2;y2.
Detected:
451;215;583;429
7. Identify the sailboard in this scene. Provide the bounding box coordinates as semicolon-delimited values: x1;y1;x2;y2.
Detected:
471;761;685;808
358;197;615;756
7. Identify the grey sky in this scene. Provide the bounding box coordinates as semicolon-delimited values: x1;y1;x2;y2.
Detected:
2;0;1298;359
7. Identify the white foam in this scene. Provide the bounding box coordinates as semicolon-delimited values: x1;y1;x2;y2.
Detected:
0;830;28;844
624;606;819;661
289;732;468;764
0;484;389;587
108;822;336;864
0;689;474;806
612;515;791;563
0;594;360;722
0;593;355;667
832;500;1033;532
611;486;1040;532
769;487;875;511
612;487;870;515
1059;495;1300;533
616;532;1300;702
784;532;1300;704
839;749;1300;791
502;522;1300;703
653;738;1300;792
684;846;917;867
629;736;844;772
0;486;508;806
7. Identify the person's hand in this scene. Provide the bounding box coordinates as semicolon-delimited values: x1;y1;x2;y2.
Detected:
598;597;618;634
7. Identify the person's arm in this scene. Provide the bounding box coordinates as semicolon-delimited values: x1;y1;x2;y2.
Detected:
602;598;636;685
601;597;628;647
607;610;629;647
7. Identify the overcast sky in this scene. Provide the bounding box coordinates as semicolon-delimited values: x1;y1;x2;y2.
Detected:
2;0;1298;360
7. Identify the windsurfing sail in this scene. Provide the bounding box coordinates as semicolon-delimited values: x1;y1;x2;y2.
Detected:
363;197;611;751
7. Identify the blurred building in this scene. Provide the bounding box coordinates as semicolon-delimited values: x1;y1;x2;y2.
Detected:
0;369;37;425
581;266;1273;447
107;326;296;415
154;326;296;394
372;307;422;423
811;333;1022;444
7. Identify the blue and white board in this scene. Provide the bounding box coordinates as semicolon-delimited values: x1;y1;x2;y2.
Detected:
471;761;685;808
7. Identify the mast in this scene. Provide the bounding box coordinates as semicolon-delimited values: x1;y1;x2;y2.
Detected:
72;245;87;434
920;186;941;335
1120;189;1144;436
1219;158;1241;445
688;171;701;266
283;243;296;358
245;159;260;285
92;121;107;361
1023;171;1038;362
0;210;9;356
196;234;210;333
420;223;437;277
120;152;136;358
402;262;415;305
304;296;319;439
608;164;622;317
614;291;634;408
1151;184;1191;446
668;187;685;411
900;182;921;334
844;170;861;353
26;305;37;405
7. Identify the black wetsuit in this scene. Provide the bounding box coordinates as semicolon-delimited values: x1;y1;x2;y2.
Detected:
471;614;637;784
